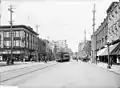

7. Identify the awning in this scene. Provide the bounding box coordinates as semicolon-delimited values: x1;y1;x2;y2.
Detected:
111;43;120;55
97;48;106;56
101;43;120;56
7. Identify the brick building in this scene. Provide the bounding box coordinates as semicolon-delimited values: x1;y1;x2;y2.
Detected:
0;25;39;61
107;2;120;42
91;1;120;64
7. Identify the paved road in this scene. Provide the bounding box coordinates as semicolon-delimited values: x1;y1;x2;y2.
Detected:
1;60;120;88
0;61;57;85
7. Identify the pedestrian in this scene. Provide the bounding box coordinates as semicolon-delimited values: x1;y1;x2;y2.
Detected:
110;58;113;66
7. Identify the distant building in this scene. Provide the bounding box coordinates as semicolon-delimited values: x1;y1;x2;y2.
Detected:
83;41;91;58
54;40;67;53
78;42;85;58
78;40;91;58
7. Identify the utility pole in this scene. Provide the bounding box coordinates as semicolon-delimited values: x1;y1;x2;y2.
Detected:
35;24;39;62
8;5;14;64
92;4;96;33
92;4;97;64
0;0;2;26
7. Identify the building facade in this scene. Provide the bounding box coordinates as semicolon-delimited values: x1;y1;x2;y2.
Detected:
96;17;108;50
0;25;39;61
91;1;120;64
107;2;120;43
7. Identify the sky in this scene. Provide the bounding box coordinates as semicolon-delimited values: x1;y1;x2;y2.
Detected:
0;0;119;52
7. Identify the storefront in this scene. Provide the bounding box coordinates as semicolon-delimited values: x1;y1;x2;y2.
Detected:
97;42;120;64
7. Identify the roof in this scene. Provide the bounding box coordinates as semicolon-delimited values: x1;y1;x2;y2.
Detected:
0;25;39;35
107;2;119;13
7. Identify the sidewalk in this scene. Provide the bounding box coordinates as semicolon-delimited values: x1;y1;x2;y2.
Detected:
97;62;120;75
0;61;30;67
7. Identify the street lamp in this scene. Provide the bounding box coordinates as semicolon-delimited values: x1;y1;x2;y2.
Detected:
107;40;111;69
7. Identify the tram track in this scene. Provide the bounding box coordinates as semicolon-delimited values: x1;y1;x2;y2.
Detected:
0;62;57;83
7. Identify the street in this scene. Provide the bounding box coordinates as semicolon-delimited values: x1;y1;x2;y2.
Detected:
1;60;120;88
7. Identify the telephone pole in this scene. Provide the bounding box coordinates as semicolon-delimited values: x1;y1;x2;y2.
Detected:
92;4;97;64
8;5;14;64
0;0;2;25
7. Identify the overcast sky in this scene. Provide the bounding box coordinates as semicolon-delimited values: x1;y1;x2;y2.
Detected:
0;0;119;52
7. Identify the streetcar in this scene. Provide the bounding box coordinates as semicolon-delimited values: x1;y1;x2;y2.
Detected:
56;52;70;62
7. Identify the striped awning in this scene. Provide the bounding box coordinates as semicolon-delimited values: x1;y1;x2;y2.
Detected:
97;42;120;56
97;48;106;56
101;43;120;56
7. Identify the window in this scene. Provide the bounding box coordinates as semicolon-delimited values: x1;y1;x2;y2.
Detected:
109;16;111;21
112;14;114;17
4;32;10;37
102;38;104;43
13;41;16;47
20;31;25;38
4;41;11;47
105;35;107;40
15;31;20;37
15;40;20;47
115;25;118;32
13;31;16;37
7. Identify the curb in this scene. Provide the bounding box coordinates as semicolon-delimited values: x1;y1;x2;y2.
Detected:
98;65;120;75
87;62;120;75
